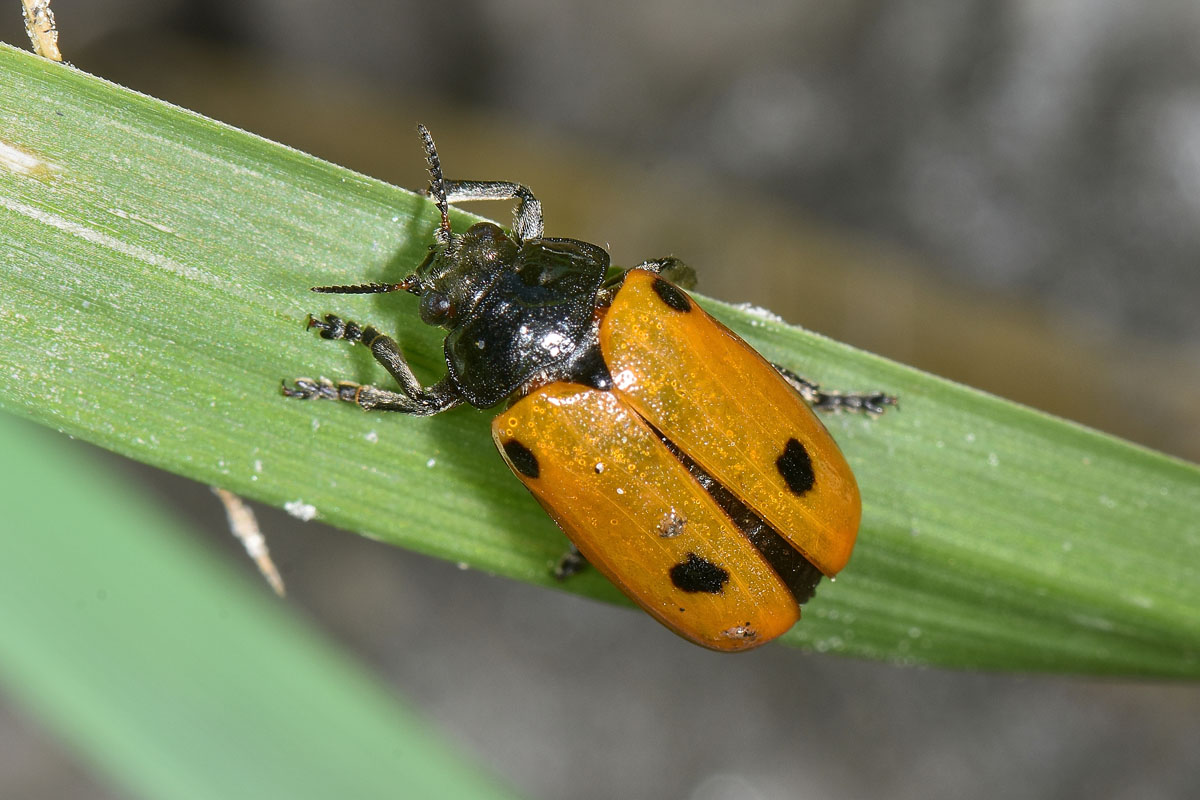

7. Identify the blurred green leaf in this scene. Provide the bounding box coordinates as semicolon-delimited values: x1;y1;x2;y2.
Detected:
1;43;1198;677
0;414;519;799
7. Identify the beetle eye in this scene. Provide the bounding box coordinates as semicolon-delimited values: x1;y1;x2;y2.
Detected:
465;222;502;241
419;291;454;326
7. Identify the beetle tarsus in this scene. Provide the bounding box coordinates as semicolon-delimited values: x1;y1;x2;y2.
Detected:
306;313;371;343
773;365;897;415
554;543;589;580
281;376;356;403
811;392;898;415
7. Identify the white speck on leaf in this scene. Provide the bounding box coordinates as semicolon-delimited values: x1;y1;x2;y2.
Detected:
285;500;317;521
732;302;783;324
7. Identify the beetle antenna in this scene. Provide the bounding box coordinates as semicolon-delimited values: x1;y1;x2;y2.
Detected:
310;280;417;295
418;124;452;246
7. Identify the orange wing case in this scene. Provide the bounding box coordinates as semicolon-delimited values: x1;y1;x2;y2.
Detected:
599;270;861;577
493;383;799;651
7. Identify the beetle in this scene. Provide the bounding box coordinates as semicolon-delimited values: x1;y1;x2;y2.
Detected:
284;125;894;651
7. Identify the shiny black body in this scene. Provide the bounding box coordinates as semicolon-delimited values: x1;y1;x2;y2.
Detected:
441;232;608;407
282;125;627;419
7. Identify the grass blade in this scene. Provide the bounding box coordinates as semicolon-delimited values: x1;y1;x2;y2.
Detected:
1;43;1198;676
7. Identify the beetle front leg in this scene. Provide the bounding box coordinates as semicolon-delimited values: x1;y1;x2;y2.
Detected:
306;313;434;396
774;365;897;415
283;313;463;416
439;179;545;242
282;376;460;415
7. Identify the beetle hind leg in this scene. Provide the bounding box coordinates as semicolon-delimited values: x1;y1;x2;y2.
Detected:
774;365;897;415
553;543;589;580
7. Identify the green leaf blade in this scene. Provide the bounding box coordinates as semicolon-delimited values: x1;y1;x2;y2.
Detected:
2;43;1198;677
0;413;522;800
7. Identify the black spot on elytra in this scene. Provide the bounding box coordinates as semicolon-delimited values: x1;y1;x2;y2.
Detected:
503;439;539;478
656;428;823;604
670;552;729;594
652;277;692;312
776;437;815;495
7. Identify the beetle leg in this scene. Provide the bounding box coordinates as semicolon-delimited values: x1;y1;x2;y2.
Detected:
418;126;544;241
282;376;460;415
633;256;697;289
438;179;545;242
303;313;423;394
553;542;590;580
283;313;463;416
773;364;897;415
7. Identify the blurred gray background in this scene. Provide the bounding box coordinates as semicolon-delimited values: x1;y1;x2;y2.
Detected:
2;2;1199;798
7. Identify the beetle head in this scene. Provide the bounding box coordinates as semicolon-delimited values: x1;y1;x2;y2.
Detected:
311;127;526;329
409;221;519;329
